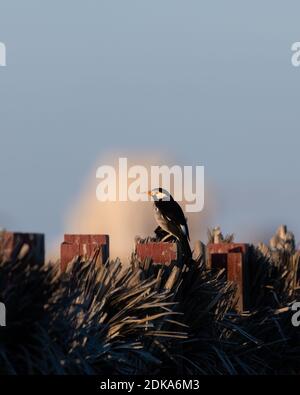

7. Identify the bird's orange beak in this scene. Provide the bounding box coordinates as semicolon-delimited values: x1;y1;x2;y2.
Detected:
148;190;152;197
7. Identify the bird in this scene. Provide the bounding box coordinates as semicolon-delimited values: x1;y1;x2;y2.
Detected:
148;188;192;257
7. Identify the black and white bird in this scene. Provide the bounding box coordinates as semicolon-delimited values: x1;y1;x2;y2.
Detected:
148;188;192;257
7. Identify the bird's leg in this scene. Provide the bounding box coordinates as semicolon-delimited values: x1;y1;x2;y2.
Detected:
161;234;173;242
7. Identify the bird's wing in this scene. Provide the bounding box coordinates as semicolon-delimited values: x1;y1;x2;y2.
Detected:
160;201;190;240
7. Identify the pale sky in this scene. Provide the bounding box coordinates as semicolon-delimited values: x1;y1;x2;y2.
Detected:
0;1;300;250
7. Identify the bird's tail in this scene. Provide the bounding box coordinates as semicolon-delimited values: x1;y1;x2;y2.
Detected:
180;236;192;259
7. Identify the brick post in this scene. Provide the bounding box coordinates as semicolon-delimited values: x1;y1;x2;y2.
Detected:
207;243;249;312
135;241;179;266
60;234;109;273
0;231;45;264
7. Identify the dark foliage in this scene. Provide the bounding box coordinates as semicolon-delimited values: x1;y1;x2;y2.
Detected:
0;239;299;374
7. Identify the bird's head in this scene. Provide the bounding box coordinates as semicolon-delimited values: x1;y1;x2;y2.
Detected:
148;188;173;201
